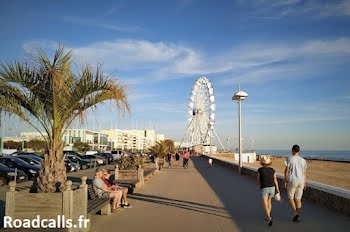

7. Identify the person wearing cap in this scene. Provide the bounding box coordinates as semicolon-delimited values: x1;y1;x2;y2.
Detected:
257;155;280;226
93;167;123;213
102;169;132;208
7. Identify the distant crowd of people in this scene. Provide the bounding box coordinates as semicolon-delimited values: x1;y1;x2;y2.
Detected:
257;144;307;226
167;150;191;169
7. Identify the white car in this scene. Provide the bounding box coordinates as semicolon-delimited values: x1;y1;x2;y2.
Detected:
84;151;99;156
111;150;123;160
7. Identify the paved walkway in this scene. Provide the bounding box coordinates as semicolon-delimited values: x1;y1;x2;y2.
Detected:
91;156;350;232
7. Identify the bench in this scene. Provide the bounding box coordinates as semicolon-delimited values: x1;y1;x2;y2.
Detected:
87;184;111;215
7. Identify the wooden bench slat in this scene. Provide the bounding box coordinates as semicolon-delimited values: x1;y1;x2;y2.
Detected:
87;184;110;214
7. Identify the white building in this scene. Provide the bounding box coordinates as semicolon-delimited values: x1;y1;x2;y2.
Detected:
5;128;166;152
62;129;108;151
101;129;164;151
3;132;46;143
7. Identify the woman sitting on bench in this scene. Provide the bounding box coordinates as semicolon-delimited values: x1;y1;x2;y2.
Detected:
102;169;132;208
93;167;123;213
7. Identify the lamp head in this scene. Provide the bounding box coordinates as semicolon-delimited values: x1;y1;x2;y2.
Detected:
232;91;248;100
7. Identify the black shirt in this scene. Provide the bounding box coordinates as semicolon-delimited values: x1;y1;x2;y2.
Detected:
257;167;275;189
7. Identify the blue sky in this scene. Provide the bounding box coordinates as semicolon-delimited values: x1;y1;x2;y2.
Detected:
1;0;350;150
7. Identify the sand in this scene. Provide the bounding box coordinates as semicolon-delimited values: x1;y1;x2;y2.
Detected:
212;153;350;190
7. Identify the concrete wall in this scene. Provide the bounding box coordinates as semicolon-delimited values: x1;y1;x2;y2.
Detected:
6;177;89;232
202;155;350;217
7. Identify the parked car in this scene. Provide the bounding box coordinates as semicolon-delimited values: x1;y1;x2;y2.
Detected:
80;155;104;165
110;150;123;160
84;151;99;156
16;155;42;168
0;163;27;186
65;158;80;172
63;150;81;157
66;155;94;170
15;152;43;159
97;152;113;164
0;157;40;180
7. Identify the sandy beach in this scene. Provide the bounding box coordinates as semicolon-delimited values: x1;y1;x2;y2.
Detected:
213;153;350;190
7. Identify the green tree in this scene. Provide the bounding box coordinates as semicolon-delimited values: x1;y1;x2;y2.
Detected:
73;142;90;152
0;46;129;192
4;140;22;149
148;139;175;158
26;139;46;151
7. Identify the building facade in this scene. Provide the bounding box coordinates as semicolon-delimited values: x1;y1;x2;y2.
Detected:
101;129;164;151
5;128;166;152
62;129;108;151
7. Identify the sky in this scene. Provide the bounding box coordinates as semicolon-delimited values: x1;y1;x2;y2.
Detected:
1;0;350;150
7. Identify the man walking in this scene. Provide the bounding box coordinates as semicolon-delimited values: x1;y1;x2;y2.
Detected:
284;145;307;222
167;152;172;168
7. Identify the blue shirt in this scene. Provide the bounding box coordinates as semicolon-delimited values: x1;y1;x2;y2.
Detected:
286;155;307;184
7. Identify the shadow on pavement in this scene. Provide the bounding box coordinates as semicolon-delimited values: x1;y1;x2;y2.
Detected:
128;193;231;219
191;156;350;232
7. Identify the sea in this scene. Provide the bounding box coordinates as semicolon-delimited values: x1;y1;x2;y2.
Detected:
255;150;350;162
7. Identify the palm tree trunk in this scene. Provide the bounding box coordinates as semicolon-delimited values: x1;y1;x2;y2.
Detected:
37;137;67;193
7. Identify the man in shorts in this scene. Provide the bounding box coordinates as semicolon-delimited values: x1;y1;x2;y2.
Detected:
93;167;123;213
284;145;307;222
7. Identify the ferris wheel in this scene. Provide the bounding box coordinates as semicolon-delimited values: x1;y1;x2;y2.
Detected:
181;77;216;147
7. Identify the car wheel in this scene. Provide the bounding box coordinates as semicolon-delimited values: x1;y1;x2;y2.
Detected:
0;177;6;186
82;164;88;170
23;174;28;182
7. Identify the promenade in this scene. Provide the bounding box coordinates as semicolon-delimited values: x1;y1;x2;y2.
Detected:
91;156;350;232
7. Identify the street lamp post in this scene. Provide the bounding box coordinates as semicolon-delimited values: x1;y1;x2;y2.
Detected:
208;122;214;157
232;85;248;175
226;137;230;152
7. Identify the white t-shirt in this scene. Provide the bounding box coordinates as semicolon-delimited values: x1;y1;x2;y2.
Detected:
208;158;213;164
286;155;307;184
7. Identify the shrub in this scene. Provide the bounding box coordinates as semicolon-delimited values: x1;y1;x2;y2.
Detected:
117;154;144;170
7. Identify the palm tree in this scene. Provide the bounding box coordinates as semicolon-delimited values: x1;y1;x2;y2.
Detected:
0;46;129;192
148;139;175;157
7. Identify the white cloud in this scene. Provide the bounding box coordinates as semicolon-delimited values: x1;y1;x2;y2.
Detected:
61;16;142;32
220;37;350;84
243;0;350;19
105;7;117;16
22;37;350;85
72;39;191;69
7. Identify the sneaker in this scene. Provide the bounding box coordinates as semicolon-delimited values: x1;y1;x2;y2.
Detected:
293;215;300;222
122;203;133;208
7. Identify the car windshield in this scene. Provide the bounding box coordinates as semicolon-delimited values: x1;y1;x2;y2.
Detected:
0;163;10;169
70;156;83;161
11;157;31;166
19;157;40;164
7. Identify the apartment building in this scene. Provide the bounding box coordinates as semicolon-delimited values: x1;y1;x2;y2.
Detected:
101;129;164;151
62;129;108;151
5;128;165;152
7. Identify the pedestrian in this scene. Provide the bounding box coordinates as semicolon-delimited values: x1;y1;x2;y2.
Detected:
284;144;307;222
257;155;280;226
183;151;189;169
167;152;172;168
175;152;180;166
208;158;213;167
